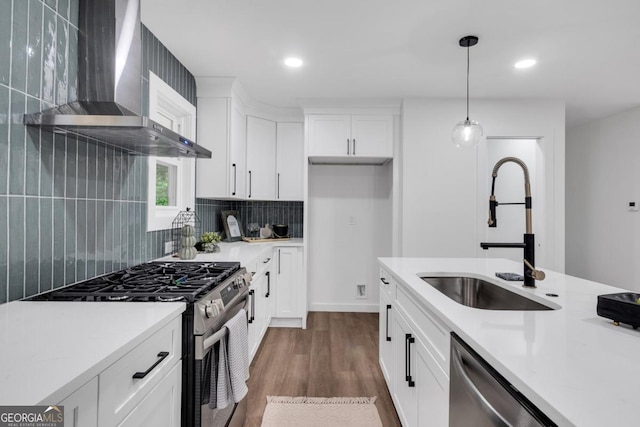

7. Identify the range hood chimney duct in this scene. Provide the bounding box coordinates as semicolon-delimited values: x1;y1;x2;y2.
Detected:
24;0;211;158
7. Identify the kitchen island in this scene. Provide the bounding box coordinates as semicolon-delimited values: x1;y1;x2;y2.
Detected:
379;257;638;427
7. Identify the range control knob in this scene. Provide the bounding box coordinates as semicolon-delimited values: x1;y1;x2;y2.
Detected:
204;302;216;318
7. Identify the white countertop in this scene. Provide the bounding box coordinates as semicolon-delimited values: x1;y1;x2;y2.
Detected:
0;301;185;405
379;257;638;427
155;238;304;266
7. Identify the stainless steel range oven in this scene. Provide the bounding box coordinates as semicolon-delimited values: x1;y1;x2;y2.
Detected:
28;261;251;427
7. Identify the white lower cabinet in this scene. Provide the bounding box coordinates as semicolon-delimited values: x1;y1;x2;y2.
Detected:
59;377;98;427
118;361;182;427
99;316;182;426
379;289;393;386
380;266;449;427
248;271;269;361
274;247;302;318
392;311;448;427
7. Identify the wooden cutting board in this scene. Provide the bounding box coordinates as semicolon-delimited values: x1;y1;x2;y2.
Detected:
242;236;291;243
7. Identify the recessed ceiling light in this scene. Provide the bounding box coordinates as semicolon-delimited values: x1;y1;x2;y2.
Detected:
514;59;537;69
284;57;303;68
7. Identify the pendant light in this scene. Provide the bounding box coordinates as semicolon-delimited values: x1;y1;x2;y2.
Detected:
452;35;483;148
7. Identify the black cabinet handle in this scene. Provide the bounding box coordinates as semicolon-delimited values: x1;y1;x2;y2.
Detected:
232;163;237;195
277;173;280;199
248;290;255;323
132;351;169;379
386;305;392;342
353;138;356;155
347;138;350;155
265;271;270;298
405;333;415;387
278;249;281;274
380;277;389;285
248;171;252;198
263;258;271;263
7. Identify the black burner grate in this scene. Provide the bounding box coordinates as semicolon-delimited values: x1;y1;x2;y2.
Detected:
30;261;241;303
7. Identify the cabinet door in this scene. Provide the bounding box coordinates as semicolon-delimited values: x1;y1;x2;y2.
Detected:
246;116;277;200
59;377;98;427
392;312;449;427
276;122;304;200
196;98;230;198
247;281;260;361
118;361;182;427
379;290;394;387
307;115;351;157
274;247;299;317
392;313;417;427
415;341;449;427
351;115;393;157
229;102;247;198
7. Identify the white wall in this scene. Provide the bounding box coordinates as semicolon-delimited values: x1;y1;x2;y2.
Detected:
307;164;392;312
566;107;640;291
401;99;565;272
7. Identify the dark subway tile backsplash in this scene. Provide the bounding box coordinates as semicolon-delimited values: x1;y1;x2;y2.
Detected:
195;199;304;240
0;0;198;302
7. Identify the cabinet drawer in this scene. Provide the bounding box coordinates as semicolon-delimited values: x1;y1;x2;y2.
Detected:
379;267;395;296
98;316;182;426
396;285;450;372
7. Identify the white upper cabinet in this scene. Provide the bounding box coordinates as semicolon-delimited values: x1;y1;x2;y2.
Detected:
246;116;277;200
196;97;247;199
307;114;393;164
276;122;304;200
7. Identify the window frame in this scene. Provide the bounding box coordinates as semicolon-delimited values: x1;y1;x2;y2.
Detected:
146;71;197;232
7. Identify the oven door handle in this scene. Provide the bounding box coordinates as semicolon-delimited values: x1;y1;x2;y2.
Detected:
248;290;255;323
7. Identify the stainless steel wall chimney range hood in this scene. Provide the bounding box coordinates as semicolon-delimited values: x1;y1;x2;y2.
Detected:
24;0;211;158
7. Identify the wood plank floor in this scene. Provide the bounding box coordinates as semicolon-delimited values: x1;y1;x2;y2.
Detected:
244;312;401;427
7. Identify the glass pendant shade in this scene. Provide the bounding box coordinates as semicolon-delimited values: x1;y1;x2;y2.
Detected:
452;119;483;148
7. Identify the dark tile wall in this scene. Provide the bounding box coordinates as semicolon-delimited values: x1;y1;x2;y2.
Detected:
195;198;304;239
0;0;198;303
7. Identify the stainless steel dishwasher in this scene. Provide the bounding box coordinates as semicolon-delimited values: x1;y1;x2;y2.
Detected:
450;333;557;427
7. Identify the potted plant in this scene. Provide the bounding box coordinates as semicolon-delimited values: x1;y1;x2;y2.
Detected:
199;231;222;253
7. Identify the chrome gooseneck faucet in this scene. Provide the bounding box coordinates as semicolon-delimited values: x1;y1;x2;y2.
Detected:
480;157;545;288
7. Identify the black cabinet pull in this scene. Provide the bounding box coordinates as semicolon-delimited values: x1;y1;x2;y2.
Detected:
278;249;281;274
347;138;350;155
277;173;280;199
380;277;389;285
353;138;356;155
248;290;255;323
232;163;237;195
248;171;252;198
263;258;271;263
265;271;270;298
132;351;169;379
405;333;415;387
386;305;392;342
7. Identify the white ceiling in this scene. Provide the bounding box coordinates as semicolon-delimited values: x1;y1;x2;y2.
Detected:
141;0;640;128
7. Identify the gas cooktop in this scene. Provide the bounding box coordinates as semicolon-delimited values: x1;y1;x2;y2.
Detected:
29;261;241;303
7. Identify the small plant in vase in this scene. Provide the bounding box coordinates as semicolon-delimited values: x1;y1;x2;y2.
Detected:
200;231;222;253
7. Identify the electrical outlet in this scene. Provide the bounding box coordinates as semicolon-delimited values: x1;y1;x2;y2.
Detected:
356;284;367;299
164;241;174;254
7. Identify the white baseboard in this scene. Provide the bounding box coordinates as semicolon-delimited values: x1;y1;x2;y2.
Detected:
309;302;379;313
269;317;303;328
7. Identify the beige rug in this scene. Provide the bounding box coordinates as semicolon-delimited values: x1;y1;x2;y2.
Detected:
261;396;382;427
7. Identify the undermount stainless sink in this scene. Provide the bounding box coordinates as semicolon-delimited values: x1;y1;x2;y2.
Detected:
420;276;553;311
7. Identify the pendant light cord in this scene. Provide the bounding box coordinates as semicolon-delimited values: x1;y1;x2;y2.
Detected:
466;44;470;121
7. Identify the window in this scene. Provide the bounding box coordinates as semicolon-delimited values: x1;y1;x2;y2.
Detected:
147;72;196;231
